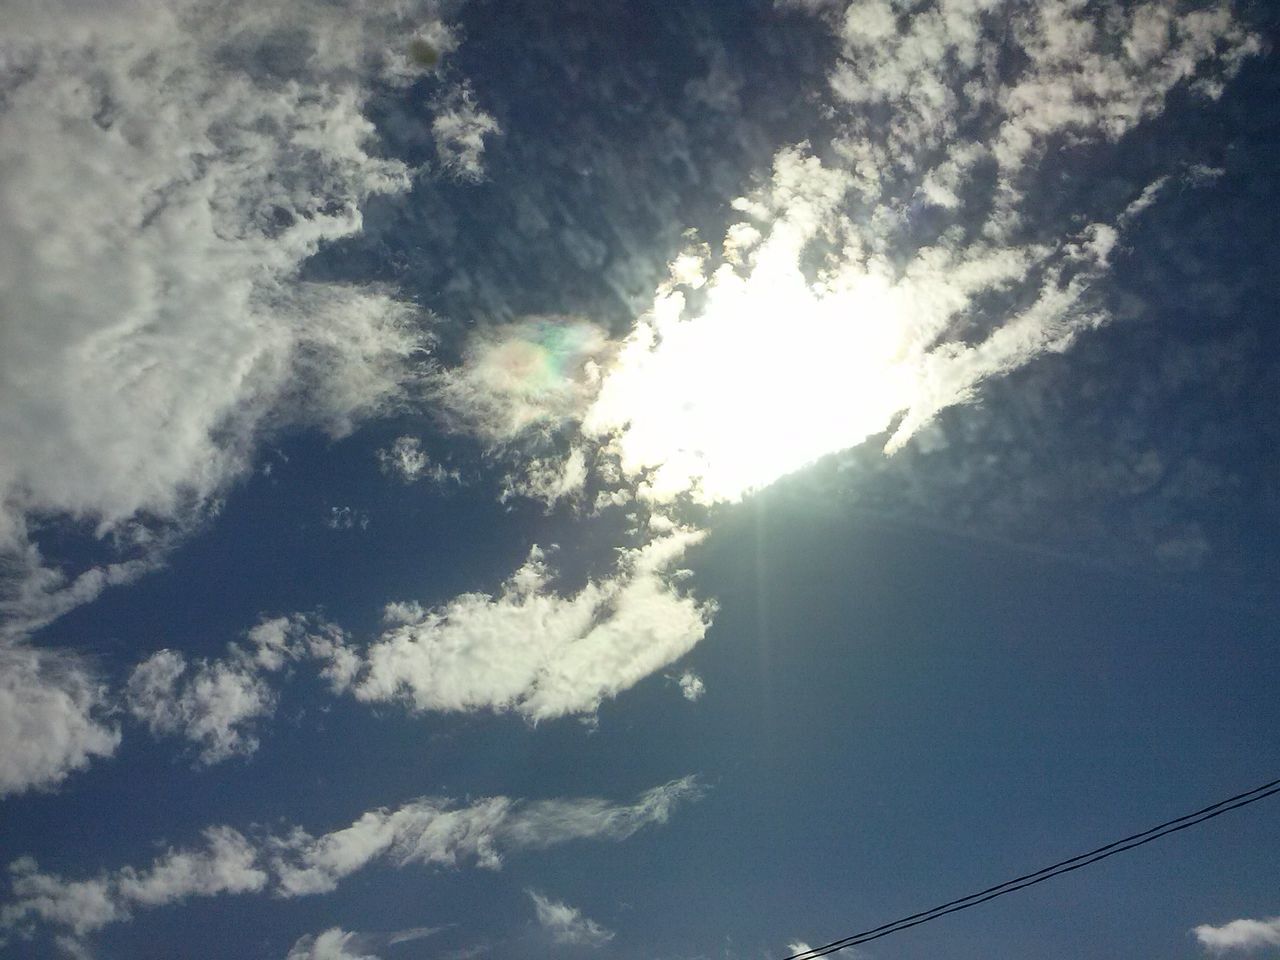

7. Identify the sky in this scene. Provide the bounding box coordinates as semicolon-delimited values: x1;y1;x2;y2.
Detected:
1;0;1278;958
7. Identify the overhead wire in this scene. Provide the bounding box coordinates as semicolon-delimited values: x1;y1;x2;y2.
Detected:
782;776;1280;960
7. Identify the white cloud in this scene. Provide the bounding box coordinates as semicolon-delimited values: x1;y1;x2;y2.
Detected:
287;928;381;960
377;436;459;486
1;778;702;942
284;923;447;960
1;826;266;938
518;1;1257;507
124;614;357;763
125;649;274;766
269;776;704;898
355;525;714;721
0;643;119;797
0;0;445;557
432;318;612;444
676;671;706;702
412;1;1256;516
432;82;502;182
0;0;493;794
1194;916;1280;953
528;891;615;947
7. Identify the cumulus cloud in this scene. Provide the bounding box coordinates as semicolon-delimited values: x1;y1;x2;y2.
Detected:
528;891;615;947
125;649;274;765
0;0;496;790
1;778;702;944
0;643;119;797
124;615;357;763
1194;915;1280;953
1;826;265;939
0;0;439;546
355;525;715;721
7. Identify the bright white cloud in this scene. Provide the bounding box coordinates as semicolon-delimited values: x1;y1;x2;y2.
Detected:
433;1;1255;512
1;778;702;942
1194;915;1280;953
125;649;274;766
1;826;266;938
0;0;488;789
355;525;714;721
287;928;381;960
528;890;615;947
0;0;446;552
0;643;119;797
124;615;357;763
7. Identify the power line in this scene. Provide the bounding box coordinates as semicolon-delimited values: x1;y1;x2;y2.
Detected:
783;776;1280;960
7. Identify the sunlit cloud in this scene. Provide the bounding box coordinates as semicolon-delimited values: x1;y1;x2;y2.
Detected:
1;778;702;946
355;524;713;721
440;0;1257;511
1194;915;1280;954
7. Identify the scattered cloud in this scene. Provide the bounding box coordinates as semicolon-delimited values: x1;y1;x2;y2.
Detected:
1194;915;1280;953
125;649;274;766
1;778;703;944
355;525;715;721
377;436;459;486
528;890;615;947
0;0;450;563
0;643;119;797
327;507;371;532
432;82;502;182
1;826;265;939
428;0;1258;514
124;615;357;764
287;928;381;960
432;318;611;445
675;671;706;702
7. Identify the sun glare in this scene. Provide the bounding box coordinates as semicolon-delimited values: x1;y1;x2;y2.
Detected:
584;222;920;504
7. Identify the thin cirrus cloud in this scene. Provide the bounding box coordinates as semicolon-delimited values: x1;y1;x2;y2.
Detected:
0;778;702;948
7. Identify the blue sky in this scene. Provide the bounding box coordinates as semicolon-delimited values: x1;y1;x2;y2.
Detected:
1;1;1279;958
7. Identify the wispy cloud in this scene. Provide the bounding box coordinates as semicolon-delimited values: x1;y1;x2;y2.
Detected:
528;890;615;947
1;778;703;947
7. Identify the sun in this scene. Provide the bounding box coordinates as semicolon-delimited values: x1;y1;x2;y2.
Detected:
583;219;920;505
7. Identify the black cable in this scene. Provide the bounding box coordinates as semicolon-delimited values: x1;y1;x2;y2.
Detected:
783;777;1280;960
